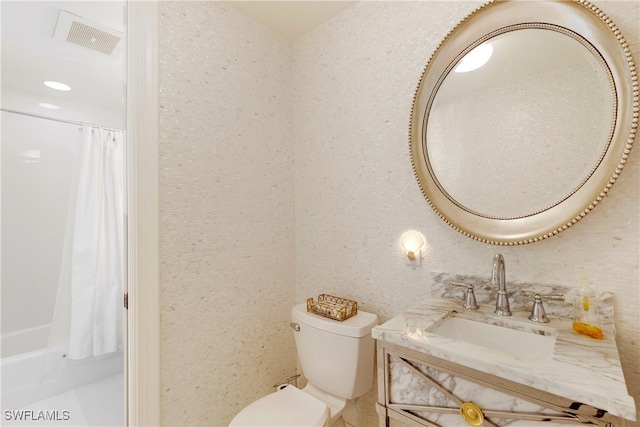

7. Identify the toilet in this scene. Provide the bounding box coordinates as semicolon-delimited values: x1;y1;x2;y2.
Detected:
229;302;378;427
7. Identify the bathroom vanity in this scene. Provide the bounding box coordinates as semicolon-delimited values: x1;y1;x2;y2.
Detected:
372;275;636;427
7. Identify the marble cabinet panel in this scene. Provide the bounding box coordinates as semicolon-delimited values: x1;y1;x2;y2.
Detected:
377;341;629;427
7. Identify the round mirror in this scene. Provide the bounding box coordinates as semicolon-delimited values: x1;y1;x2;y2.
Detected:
410;0;637;244
428;28;615;219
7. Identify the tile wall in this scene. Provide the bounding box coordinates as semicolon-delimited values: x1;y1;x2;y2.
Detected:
158;2;296;424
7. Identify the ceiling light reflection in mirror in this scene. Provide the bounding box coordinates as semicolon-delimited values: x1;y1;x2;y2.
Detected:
455;42;493;73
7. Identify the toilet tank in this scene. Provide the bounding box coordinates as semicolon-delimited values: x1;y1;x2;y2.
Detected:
291;303;378;400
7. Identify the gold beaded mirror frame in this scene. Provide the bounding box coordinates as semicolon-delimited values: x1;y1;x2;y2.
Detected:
410;0;638;245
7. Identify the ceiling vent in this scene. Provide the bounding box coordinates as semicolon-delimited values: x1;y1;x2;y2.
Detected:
53;10;122;55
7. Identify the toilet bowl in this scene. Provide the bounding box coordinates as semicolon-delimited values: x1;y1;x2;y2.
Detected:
229;384;329;427
229;303;378;427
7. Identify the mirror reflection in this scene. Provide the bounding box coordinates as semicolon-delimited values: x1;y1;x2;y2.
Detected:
426;28;614;219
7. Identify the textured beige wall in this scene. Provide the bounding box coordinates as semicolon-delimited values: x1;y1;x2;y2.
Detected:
158;2;296;425
158;0;639;426
293;1;639;426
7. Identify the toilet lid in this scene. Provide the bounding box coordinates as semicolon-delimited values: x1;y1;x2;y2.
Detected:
229;385;329;427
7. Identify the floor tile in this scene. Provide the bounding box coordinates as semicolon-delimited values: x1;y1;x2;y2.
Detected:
7;373;123;427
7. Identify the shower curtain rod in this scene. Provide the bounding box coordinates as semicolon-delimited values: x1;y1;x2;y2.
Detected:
1;108;124;132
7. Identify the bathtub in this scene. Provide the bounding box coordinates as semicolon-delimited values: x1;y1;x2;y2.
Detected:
2;324;51;359
1;325;123;410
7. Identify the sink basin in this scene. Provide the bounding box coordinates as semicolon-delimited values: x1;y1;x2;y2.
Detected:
428;316;556;361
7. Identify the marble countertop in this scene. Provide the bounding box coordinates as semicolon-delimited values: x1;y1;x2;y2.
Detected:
372;273;636;421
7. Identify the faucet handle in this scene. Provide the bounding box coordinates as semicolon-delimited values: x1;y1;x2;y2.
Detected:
528;293;565;323
450;282;479;310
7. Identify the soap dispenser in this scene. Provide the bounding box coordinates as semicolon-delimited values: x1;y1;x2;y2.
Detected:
572;275;603;339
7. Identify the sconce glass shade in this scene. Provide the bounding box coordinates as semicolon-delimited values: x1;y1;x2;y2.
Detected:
401;231;426;260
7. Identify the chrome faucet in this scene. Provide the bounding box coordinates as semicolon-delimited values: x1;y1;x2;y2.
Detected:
492;254;511;316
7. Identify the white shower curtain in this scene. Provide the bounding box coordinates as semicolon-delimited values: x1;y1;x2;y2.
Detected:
48;126;125;361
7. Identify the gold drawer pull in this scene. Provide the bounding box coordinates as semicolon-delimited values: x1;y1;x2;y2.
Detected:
460;402;484;426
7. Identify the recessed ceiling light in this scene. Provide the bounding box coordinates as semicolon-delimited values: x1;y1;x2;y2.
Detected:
38;102;60;109
44;81;71;91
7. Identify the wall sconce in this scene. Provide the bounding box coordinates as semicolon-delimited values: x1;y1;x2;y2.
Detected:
400;231;426;264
